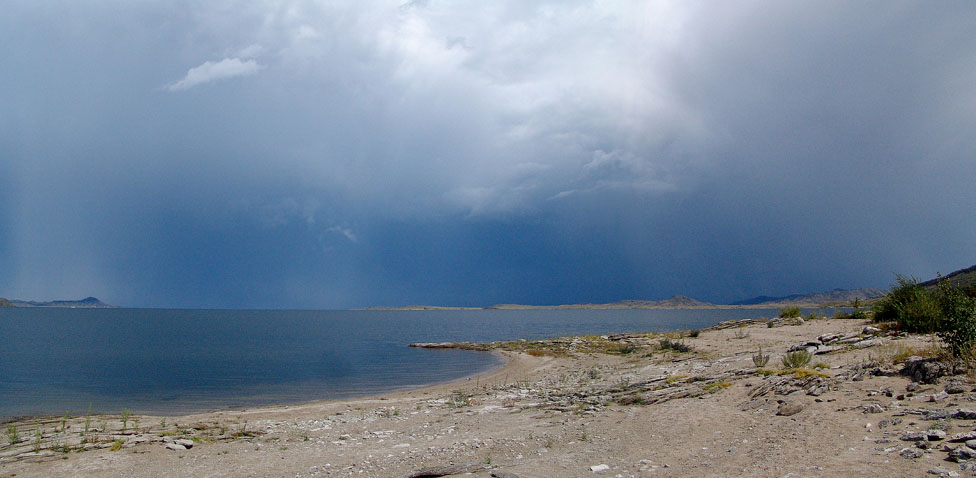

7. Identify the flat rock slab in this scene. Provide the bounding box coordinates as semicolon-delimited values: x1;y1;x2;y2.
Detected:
400;462;490;478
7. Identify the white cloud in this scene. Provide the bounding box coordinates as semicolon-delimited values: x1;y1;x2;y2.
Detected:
167;57;263;91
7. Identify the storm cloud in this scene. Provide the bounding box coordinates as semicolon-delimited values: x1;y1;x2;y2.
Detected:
1;1;974;308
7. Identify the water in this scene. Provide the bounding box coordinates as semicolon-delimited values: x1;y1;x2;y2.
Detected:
0;307;822;418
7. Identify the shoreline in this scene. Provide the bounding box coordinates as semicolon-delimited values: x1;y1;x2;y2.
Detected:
2;318;961;477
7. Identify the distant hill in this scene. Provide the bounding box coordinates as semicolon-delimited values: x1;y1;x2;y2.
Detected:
919;264;976;289
610;296;715;308
9;297;116;308
732;288;886;306
0;298;12;307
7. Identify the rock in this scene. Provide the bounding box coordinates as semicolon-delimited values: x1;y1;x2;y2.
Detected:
777;402;804;416
952;409;976;419
165;443;187;451
491;473;521;478
928;465;961;477
949;445;976;462
930;391;950;402
862;326;883;335
949;431;976;443
965;440;976;449
836;335;863;345
901;432;927;442
900;447;925;459
946;382;968;394
400;463;491;478
902;358;953;384
814;346;842;355
818;333;843;344
863;403;884;414
925;429;947;441
174;439;194;448
590;464;610;473
854;338;884;349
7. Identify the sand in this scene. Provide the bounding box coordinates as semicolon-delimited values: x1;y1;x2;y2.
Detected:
0;317;967;477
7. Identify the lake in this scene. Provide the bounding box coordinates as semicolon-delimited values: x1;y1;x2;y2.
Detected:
0;307;824;418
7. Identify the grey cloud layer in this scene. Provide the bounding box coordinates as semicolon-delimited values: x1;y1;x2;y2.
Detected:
1;1;974;307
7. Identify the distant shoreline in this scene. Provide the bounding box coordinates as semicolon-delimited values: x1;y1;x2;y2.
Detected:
357;302;858;312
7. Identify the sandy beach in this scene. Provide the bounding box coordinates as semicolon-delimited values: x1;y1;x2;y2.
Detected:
1;317;969;477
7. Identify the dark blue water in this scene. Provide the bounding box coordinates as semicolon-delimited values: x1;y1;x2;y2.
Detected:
0;307;817;418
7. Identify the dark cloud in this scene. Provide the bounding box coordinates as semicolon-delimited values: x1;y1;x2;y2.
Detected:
1;1;974;308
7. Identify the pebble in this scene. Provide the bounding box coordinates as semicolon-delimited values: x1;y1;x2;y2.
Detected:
590;464;610;473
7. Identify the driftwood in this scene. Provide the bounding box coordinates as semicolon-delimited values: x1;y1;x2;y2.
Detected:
399;462;491;478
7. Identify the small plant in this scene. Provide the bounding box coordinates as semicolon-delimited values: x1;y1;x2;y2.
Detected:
782;349;812;369
120;408;132;432
234;417;249;438
110;439;123;451
609;343;639;355
659;338;692;353
813;361;829;370
6;423;20;445
688;329;701;338
779;306;802;319
733;329;750;339
704;380;731;393
32;424;42;453
448;390;472;408
752;347;770;368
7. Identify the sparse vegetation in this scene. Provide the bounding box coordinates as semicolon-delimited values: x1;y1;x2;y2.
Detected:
688;329;701;338
752;347;770;368
448;390;472;408
781;349;812;369
779;306;802;319
6;423;20;445
658;338;692;352
120;408;132;432
703;380;731;393
32;423;42;452
733;329;750;339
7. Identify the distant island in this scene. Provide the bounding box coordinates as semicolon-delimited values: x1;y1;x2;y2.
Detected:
360;288;885;311
0;296;117;308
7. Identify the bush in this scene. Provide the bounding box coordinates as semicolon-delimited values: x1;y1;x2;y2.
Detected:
781;349;812;369
752;347;770;368
937;279;976;358
659;338;692;353
873;275;942;332
779;306;802;319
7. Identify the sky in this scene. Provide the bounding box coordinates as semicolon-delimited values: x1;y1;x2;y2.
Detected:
1;1;974;309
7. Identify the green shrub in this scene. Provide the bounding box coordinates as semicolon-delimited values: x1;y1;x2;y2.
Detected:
781;349;812;369
937;279;976;358
873;275;942;332
779;306;802;319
